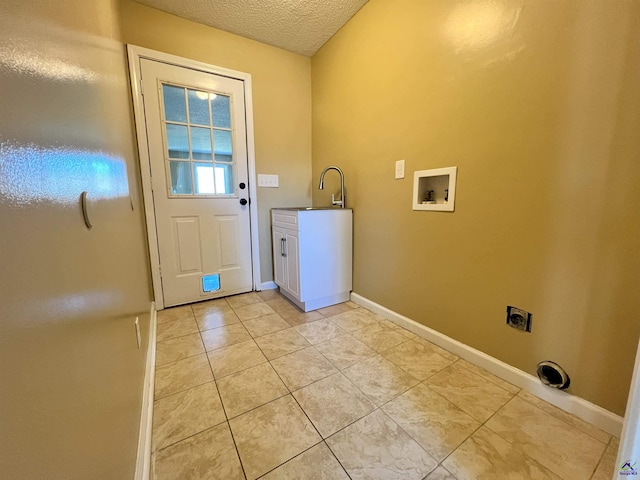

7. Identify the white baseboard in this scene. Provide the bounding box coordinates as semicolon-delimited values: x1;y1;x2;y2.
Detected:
350;292;623;437
135;302;157;480
258;281;277;291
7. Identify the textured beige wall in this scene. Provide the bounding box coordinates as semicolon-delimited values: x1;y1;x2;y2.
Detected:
312;0;640;415
0;0;152;478
120;0;313;285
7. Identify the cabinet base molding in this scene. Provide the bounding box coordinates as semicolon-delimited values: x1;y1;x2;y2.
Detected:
279;288;350;312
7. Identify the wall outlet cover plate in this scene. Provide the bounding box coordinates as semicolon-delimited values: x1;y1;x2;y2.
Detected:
258;174;279;188
506;306;532;332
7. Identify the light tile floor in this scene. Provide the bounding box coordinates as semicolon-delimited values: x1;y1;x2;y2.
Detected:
151;291;618;480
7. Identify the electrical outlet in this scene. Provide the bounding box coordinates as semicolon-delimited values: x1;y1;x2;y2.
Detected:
395;160;405;179
506;306;532;332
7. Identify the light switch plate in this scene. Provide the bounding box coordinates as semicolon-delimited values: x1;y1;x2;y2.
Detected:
258;174;279;188
395;160;405;179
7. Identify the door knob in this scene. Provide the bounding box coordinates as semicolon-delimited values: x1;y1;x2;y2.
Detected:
239;198;248;205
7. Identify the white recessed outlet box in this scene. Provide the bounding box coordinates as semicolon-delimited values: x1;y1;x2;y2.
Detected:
413;166;457;212
258;174;279;188
395;159;405;179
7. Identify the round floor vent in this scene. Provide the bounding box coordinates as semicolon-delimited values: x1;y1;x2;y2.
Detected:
536;361;570;389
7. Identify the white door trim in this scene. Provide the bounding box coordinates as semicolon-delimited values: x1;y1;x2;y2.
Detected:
127;45;261;310
617;337;640;478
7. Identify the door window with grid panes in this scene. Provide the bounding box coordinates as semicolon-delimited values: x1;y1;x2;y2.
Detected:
161;83;235;196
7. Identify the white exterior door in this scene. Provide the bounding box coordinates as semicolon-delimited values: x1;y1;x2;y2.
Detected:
139;58;253;307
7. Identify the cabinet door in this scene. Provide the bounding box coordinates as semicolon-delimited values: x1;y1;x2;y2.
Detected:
272;227;286;288
284;230;300;298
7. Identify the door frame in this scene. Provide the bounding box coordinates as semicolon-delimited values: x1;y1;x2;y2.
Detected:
617;336;640;478
127;45;261;310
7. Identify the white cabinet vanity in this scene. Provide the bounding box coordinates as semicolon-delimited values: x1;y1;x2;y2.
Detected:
271;208;352;312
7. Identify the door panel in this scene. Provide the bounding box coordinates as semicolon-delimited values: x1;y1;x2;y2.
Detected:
285;231;300;297
140;58;253;306
217;216;239;266
272;227;286;288
174;217;202;273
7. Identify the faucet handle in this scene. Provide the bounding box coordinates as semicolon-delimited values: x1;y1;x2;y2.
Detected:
331;194;343;207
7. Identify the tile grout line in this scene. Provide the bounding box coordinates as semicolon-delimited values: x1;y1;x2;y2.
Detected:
499;395;610;480
331;366;453;469
202;327;250;480
261;339;381;473
155;328;200;344
220;327;326;478
327;322;508;475
480;402;571;480
483;422;566;479
431;382;529;476
323;440;354;480
153;376;212;402
284;384;360;477
253;440;340;479
380;372;485;470
155;315;208;368
152;421;227;455
213;314;297;424
588;450;608;480
155;349;205;368
435;412;487;469
515;391;613;446
451;357;517;392
210;355;271;382
215;302;252;479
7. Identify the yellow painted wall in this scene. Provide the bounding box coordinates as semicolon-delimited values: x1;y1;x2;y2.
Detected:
0;0;152;477
120;0;313;284
312;0;640;415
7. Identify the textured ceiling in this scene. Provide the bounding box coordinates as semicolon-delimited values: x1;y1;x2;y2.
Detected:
134;0;368;56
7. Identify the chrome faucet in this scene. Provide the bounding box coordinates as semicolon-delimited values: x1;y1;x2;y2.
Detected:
319;165;345;208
